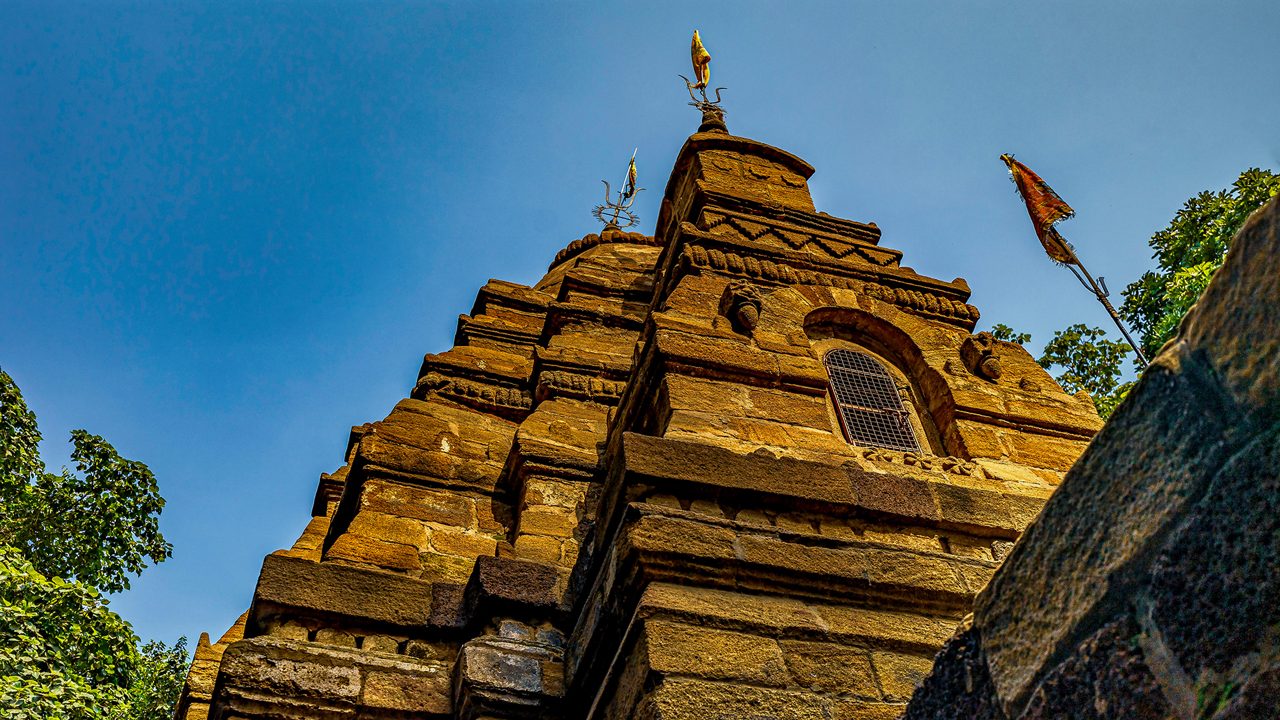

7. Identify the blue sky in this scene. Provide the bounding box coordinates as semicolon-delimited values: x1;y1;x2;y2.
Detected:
2;1;1277;645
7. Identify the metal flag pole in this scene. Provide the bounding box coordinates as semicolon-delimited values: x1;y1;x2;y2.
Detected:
1060;242;1150;368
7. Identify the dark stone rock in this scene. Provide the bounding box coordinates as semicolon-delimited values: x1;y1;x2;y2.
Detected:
973;356;1232;712
1214;664;1280;720
902;625;1006;720
1149;424;1280;675
1019;615;1172;720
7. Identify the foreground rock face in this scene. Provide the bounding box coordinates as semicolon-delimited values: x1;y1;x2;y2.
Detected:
904;196;1280;720
178;122;1103;719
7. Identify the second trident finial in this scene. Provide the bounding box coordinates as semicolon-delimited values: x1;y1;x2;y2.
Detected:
592;150;643;230
679;30;727;132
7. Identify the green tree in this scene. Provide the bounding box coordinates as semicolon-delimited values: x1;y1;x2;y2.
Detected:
0;369;187;720
990;323;1031;346
1121;168;1280;358
1037;324;1134;419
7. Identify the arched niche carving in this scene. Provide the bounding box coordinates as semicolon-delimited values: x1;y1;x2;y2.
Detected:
803;306;947;455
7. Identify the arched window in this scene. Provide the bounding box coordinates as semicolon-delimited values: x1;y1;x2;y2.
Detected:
823;349;921;452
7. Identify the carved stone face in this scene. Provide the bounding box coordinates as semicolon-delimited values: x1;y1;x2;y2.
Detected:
734;303;760;331
979;355;1003;380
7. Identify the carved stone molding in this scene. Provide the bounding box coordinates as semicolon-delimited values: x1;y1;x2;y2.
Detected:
415;371;532;414
701;209;898;267
549;228;662;271
857;447;990;479
536;370;627;404
682;244;981;327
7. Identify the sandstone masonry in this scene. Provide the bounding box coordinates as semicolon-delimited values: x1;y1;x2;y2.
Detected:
178;122;1102;720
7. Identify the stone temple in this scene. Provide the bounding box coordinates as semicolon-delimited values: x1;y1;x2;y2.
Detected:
177;113;1109;720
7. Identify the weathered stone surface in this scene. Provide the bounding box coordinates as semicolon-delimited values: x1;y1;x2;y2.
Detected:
972;358;1231;711
251;554;435;630
1148;425;1280;678
644;620;790;686
902;624;1004;720
779;640;878;696
1019;616;1172;720
188;122;1108;720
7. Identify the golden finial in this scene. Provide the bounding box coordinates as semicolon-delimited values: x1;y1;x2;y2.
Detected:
691;30;711;89
679;30;727;130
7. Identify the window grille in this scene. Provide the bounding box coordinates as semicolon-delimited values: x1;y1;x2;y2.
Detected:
823;349;921;453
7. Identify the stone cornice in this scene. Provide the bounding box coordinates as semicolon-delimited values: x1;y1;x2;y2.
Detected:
549;229;661;271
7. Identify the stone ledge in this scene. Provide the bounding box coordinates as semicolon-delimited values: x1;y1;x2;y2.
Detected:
623;432;1042;535
212;636;451;719
250;554;442;633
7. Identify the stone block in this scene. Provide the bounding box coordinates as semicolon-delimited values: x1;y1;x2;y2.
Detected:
861;546;971;600
314;628;356;648
419;551;476;584
514;533;563;564
623;432;856;505
644;619;789;686
813;604;957;650
745;385;832;429
252;554;436;629
344;511;428;549
218;640;362;703
362;668;451;714
361;480;475;528
644;677;833;720
325;533;421;574
848;469;940;524
428;527;499;558
779;640;878;697
624;513;737;562
361;634;401;655
638;582;828;635
523;477;586;510
518;506;580;538
735;533;870;583
871;650;936;702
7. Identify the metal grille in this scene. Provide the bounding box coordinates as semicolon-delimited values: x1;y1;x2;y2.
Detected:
824;349;921;453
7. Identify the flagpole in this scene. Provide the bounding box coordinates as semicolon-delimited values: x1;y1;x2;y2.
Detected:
1061;243;1150;369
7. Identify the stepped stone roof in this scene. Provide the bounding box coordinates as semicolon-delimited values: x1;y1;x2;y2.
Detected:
178;124;1102;720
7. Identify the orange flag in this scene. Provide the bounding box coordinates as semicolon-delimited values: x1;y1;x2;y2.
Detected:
1000;154;1076;264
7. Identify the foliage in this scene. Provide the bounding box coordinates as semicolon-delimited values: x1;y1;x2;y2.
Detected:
0;371;171;595
1037;324;1134;418
0;369;187;719
0;545;133;719
990;323;1031;346
1120;168;1280;358
125;638;190;720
